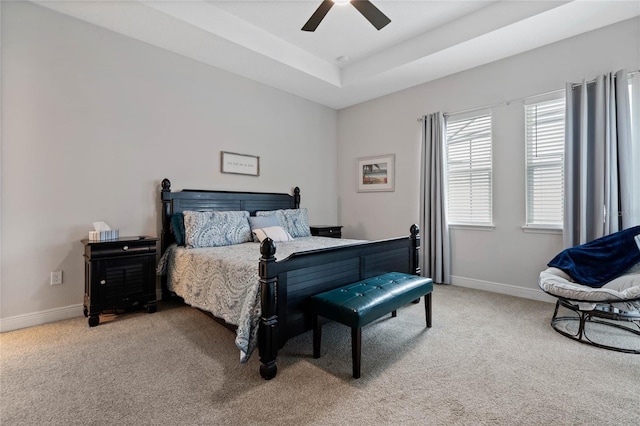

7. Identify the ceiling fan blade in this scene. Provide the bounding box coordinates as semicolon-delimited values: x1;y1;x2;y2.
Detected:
302;0;335;32
351;0;391;30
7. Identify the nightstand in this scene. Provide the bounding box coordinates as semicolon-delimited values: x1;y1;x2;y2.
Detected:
310;225;343;239
82;236;158;327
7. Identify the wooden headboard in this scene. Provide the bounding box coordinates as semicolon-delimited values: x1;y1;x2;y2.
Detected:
160;178;300;254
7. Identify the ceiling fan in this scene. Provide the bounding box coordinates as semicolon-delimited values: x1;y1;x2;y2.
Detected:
302;0;391;32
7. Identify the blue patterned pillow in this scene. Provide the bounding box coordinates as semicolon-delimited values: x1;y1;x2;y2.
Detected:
283;208;312;238
257;208;311;238
183;210;252;248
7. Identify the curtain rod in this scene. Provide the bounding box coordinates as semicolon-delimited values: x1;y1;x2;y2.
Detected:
417;69;640;122
570;68;640;88
416;88;563;122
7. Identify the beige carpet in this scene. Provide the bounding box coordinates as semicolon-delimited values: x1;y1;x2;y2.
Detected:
1;285;639;425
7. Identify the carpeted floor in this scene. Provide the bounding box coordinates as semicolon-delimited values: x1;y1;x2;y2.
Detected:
1;285;639;425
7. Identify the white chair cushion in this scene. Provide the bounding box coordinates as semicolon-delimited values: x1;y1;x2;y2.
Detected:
539;263;640;313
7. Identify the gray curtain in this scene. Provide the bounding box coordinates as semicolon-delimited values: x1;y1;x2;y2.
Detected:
564;69;635;247
419;113;450;284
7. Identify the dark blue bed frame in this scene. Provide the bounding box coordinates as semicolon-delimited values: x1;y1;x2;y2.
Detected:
159;178;421;379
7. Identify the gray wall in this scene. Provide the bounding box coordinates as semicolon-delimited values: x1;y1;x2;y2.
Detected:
337;17;640;300
0;1;338;328
2;2;638;329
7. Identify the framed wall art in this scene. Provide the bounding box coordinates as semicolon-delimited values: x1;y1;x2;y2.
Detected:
221;151;260;176
357;154;395;192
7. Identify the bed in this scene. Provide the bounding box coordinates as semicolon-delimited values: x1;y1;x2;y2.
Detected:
157;179;421;379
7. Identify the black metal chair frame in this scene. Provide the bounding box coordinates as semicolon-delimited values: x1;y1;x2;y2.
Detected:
549;296;640;354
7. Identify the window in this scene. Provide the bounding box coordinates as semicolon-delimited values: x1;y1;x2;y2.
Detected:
524;93;565;228
445;112;492;225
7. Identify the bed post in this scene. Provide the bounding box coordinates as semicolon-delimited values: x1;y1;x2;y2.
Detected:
258;237;279;380
410;224;421;276
294;187;301;208
160;178;172;300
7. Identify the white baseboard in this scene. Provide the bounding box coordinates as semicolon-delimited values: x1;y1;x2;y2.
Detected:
0;281;553;333
450;275;556;304
0;304;84;333
1;294;163;332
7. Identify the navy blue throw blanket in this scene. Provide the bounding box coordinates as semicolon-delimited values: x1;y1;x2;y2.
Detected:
548;226;640;288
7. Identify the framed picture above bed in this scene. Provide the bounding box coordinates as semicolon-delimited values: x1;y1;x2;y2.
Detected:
221;151;260;176
357;154;395;192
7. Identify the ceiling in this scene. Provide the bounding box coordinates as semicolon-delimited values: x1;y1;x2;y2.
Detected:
34;0;640;109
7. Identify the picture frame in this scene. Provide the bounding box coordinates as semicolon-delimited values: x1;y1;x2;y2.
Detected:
357;154;395;192
221;151;260;176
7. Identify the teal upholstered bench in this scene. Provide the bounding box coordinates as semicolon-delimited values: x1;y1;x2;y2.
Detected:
310;272;433;378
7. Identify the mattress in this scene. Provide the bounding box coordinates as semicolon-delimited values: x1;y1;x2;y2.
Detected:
157;236;365;362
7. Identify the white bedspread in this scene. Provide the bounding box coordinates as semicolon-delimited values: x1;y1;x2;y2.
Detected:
157;237;365;362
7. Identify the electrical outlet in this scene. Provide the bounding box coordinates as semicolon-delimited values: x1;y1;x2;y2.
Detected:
50;271;63;285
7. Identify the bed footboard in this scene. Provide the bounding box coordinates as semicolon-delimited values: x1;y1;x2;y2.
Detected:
258;224;421;380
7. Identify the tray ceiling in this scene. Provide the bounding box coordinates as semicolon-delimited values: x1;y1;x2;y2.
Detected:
33;0;640;109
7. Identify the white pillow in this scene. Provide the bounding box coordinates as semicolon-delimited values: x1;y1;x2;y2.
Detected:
252;226;294;243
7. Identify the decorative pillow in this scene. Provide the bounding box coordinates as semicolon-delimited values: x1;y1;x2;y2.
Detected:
283;208;312;238
256;208;311;238
255;209;287;229
183;210;251;248
171;212;186;246
252;226;294;243
248;215;279;242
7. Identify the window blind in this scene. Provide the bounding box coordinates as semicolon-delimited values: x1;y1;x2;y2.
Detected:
525;97;565;226
446;113;492;224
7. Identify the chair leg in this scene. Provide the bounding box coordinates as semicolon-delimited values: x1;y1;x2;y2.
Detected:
424;293;432;328
351;327;361;379
313;314;321;359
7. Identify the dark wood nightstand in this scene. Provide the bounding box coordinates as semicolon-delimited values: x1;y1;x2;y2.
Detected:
310;225;343;239
82;236;158;327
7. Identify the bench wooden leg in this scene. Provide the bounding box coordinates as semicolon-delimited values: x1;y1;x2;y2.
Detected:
313;314;322;358
424;293;432;328
351;327;361;379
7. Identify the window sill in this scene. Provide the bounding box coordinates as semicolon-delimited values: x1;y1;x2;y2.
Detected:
521;225;563;235
449;223;495;231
